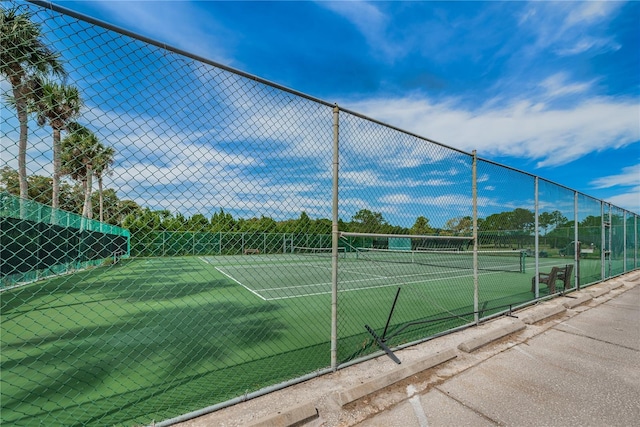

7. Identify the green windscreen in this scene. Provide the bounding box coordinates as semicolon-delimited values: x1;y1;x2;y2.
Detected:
1;192;130;289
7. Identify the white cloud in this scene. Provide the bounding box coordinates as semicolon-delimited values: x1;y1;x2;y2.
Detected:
520;1;623;57
87;0;235;65
589;165;640;213
605;187;640;213
555;37;620;56
564;1;622;27
346;94;639;168
539;73;594;98
590;165;640;189
319;0;387;36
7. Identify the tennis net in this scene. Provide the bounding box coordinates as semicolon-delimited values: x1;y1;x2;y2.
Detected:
355;247;526;273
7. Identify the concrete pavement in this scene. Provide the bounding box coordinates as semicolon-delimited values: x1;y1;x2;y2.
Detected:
356;280;640;427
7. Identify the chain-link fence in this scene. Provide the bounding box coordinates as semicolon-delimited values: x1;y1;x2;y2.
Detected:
1;1;639;425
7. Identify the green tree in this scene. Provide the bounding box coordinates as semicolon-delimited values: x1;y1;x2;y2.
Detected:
211;208;236;232
1;166;78;209
162;213;187;231
314;218;332;234
550;210;568;229
411;216;433;235
351;209;386;233
188;213;209;231
61;123;101;218
93;144;115;222
511;208;535;233
299;211;312;233
123;208;162;233
34;80;82;209
538;211;554;235
444;216;472;235
1;7;65;200
114;199;141;226
0;166;19;194
580;215;601;227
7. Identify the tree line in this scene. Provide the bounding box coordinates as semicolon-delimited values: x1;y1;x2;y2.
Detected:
3;166;603;242
2;6;116;221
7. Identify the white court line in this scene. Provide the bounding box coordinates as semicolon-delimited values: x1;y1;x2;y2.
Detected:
271;261;522;292
263;270;496;301
264;268;525;301
209;256;528;302
217;261;334;271
338;266;388;279
259;266;471;292
214;267;266;301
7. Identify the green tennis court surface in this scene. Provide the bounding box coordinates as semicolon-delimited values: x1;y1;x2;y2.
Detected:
0;254;595;425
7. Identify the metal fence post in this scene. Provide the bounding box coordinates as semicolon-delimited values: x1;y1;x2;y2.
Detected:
331;105;340;370
623;211;627;273
534;177;539;298
472;150;479;324
601;201;605;280
574;191;579;289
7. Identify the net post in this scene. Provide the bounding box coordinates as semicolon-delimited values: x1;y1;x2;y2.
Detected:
472;150;479;324
331;104;340;371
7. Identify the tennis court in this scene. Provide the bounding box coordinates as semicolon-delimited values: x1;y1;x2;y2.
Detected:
1;249;552;426
203;248;531;301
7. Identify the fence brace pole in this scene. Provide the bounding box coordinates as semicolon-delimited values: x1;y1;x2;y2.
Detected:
472;150;479;324
331;105;340;370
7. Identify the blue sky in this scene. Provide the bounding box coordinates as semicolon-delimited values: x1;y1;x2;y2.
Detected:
3;0;639;226
49;0;639;212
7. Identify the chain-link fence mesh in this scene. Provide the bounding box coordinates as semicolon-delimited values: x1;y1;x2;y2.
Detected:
1;1;639;425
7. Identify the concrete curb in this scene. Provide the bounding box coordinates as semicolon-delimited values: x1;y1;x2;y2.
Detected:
457;320;525;353
247;401;318;427
608;282;624;290
563;294;593;309
337;348;457;407
520;304;567;325
588;287;610;298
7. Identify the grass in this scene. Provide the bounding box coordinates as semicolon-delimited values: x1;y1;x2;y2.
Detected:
0;254;613;426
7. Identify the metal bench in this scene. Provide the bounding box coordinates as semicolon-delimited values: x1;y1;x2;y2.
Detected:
531;264;573;294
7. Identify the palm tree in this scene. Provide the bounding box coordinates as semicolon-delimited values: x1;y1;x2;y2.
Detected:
61;123;100;218
1;6;65;200
93;144;115;222
34;80;82;210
